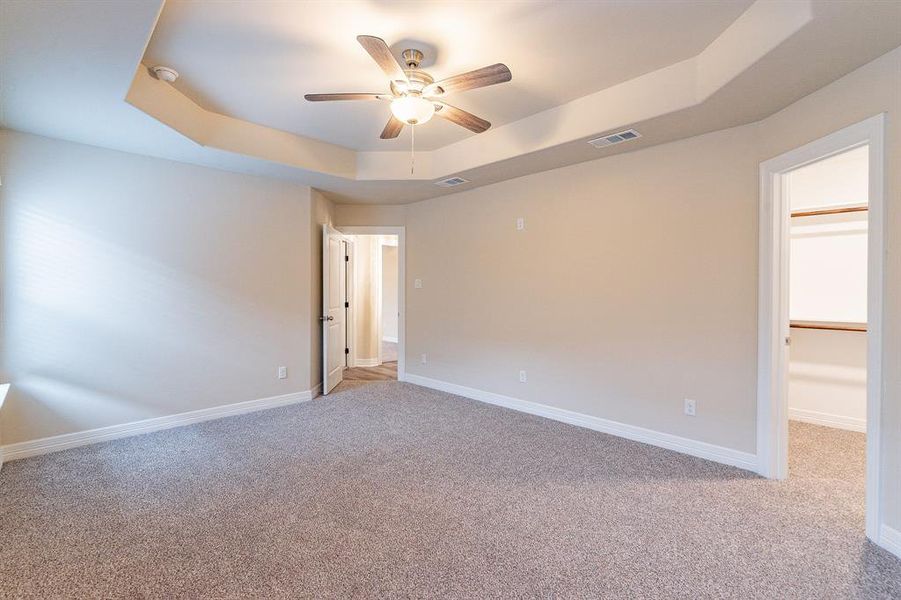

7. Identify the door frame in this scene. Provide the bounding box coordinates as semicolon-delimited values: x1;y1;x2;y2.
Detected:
756;114;884;542
339;226;406;381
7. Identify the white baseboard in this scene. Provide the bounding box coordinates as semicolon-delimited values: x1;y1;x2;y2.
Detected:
1;390;312;464
788;407;866;433
355;358;380;367
382;336;398;344
880;525;901;560
405;374;758;472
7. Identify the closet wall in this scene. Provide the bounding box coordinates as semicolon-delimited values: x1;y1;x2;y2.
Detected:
787;146;868;432
352;236;381;365
381;244;399;343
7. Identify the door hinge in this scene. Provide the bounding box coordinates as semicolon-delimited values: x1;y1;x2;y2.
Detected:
345;301;349;308
345;255;349;262
345;348;350;354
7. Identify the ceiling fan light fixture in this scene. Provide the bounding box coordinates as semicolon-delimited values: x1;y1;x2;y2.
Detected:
305;36;510;139
390;95;435;125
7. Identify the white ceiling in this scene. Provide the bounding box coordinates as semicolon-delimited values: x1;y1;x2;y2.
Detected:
143;0;752;151
1;1;900;205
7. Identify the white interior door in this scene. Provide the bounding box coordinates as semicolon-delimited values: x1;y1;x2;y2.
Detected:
322;225;348;395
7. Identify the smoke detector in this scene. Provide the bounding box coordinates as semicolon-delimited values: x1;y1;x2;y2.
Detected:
150;65;179;83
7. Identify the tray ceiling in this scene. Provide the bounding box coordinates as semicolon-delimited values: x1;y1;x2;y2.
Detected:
143;0;752;151
2;0;900;204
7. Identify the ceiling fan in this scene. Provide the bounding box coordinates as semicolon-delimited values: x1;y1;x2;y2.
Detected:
305;35;512;139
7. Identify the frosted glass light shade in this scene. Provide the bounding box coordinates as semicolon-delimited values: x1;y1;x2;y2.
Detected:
390;95;435;125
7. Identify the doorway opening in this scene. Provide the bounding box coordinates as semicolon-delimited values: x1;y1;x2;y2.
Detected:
321;225;405;394
757;115;884;545
344;233;399;385
786;144;869;526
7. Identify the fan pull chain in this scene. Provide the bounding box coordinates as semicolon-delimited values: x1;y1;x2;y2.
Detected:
411;124;415;175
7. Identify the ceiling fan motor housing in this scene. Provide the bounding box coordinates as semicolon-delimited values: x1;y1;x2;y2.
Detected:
401;48;424;68
391;68;434;96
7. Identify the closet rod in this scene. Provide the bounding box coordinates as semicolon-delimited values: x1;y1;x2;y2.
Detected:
790;321;867;333
791;205;867;218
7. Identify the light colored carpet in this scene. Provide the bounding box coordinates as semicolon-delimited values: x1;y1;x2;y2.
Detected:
0;382;898;598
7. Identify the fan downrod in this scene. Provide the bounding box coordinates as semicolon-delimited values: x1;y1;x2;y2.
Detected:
401;49;424;69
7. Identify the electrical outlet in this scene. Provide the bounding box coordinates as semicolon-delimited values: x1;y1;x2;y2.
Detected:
421;353;428;364
414;278;423;289
519;370;527;383
278;366;287;379
684;398;696;416
516;217;525;231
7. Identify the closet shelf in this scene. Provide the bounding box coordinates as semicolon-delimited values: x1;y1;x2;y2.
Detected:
790;320;867;332
791;205;867;218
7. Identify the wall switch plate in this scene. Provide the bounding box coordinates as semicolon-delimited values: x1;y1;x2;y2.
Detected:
278;366;287;379
519;370;527;383
516;217;525;231
414;278;423;289
684;398;696;416
421;353;428;364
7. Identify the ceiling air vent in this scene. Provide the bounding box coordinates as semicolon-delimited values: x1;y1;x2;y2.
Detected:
587;129;642;148
434;176;470;188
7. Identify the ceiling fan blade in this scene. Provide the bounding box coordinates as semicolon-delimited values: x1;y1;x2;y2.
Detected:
380;115;405;139
357;35;409;84
304;93;389;101
434;102;491;133
425;63;511;96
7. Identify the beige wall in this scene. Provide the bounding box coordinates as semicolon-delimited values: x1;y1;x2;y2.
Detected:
334;204;407;227
352;235;381;362
333;47;901;529
0;130;315;445
381;245;399;341
402;125;760;451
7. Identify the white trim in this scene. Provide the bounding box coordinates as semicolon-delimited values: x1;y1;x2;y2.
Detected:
406;374;758;472
382;336;398;344
338;226;406;382
0;390;312;463
879;525;901;561
788;408;866;433
757;114;884;543
354;358;380;368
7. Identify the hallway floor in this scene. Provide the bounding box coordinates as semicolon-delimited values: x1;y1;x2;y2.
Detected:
340;360;397;385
